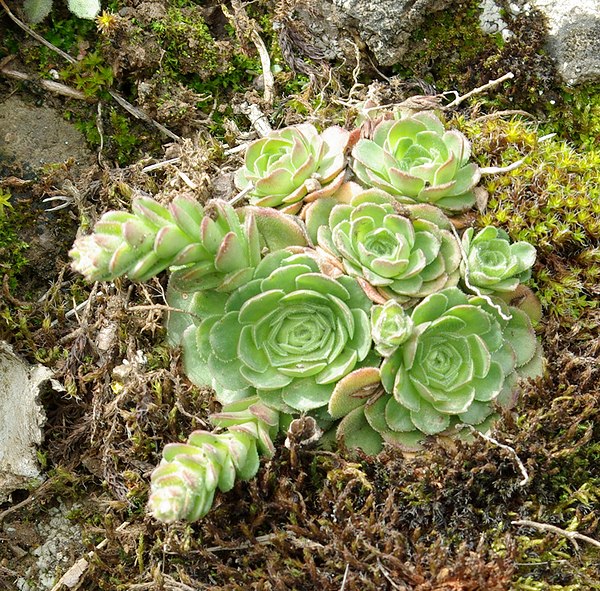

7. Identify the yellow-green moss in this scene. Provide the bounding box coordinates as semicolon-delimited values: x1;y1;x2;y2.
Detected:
454;115;600;322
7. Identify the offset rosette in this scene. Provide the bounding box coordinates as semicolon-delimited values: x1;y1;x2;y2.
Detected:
148;398;280;523
329;287;544;454
306;189;461;303
180;250;378;412
351;112;481;212
371;299;414;356
234;124;349;213
461;226;536;294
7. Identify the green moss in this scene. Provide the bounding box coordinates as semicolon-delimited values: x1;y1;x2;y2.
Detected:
394;0;558;114
67;105;150;166
0;197;30;291
150;6;221;79
61;50;114;98
545;84;600;150
394;0;501;82
454;115;600;322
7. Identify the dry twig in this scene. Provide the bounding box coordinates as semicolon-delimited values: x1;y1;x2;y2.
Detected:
339;564;350;591
512;519;600;550
446;72;515;109
250;30;274;106
480;159;525;175
456;424;530;486
0;67;89;100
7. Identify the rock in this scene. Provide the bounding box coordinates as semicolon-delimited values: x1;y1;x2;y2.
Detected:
0;96;92;175
479;0;513;40
536;0;600;85
279;0;453;69
290;0;600;86
479;0;600;85
331;0;453;66
15;503;85;591
0;342;52;501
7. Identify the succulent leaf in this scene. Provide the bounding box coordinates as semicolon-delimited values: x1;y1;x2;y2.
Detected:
183;250;378;412
461;226;537;294
70;197;305;293
308;188;461;304
332;287;544;452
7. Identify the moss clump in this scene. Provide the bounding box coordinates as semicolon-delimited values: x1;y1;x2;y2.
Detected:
0;195;29;291
149;6;225;79
60;50;114;98
394;0;558;113
454;115;600;322
546;84;600;150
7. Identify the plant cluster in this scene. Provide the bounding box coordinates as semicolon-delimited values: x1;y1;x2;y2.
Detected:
70;108;543;522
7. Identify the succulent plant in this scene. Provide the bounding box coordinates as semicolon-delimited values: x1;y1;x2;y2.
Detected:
350;112;481;212
148;398;280;523
306;189;461;303
329;287;544;454
234;124;349;214
461;226;537;294
70;196;308;292
179;249;379;412
66;103;546;524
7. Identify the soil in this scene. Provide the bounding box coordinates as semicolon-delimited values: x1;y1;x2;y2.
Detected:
0;1;599;590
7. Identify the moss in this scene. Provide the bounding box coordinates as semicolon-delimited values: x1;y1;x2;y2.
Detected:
60;50;114;98
545;84;600;150
393;0;557;111
453;115;600;323
150;6;223;79
0;196;30;291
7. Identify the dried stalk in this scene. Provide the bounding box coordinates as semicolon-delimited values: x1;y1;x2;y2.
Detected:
446;72;515;109
251;30;274;105
0;67;89;100
512;519;600;550
456;424;529;486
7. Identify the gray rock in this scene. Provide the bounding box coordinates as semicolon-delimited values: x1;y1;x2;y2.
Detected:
0;96;92;174
16;503;85;591
547;10;600;85
332;0;453;66
281;0;452;69
480;0;600;85
289;0;600;86
0;342;51;501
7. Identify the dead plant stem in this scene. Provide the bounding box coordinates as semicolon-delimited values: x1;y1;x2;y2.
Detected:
0;67;89;100
250;30;274;105
126;304;202;320
480;159;525;175
339;564;350;591
446;72;515;108
456;424;529;486
512;519;600;550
